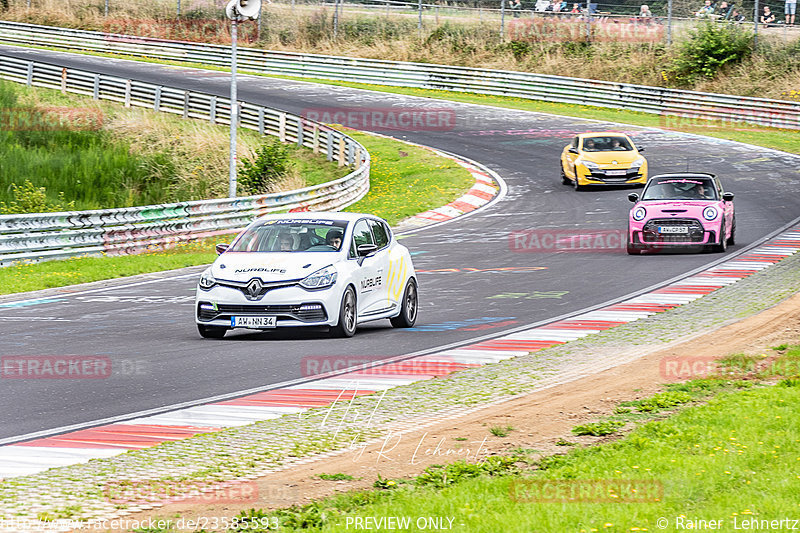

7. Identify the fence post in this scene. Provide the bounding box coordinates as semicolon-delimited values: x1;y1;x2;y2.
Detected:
338;137;346;166
326;133;333;161
418;0;423;38
279;112;287;142
753;0;759;47
296;118;304;146
177;0;181;17
258;107;265;135
124;79;131;107
26;62;33;87
500;0;506;40
104;0;109;17
334;0;339;39
585;0;591;43
210;96;217;124
183;91;190;118
93;75;100;100
154;86;162;111
667;0;673;45
313;125;320;153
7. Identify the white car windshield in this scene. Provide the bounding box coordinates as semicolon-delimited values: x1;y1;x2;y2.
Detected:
228;219;348;252
642;177;718;201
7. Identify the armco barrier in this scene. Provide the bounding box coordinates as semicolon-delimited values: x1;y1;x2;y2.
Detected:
0;56;370;266
0;20;798;129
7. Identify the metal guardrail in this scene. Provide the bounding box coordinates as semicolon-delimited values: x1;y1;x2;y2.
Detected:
0;54;370;266
0;20;798;129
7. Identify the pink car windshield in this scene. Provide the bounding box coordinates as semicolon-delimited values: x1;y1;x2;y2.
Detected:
642;178;718;201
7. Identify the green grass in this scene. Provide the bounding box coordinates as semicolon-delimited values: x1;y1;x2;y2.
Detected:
341;130;474;226
0;241;217;295
318;473;355;481
0;129;474;294
223;375;800;532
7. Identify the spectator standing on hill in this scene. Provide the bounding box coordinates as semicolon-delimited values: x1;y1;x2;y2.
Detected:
511;0;523;17
570;2;581;12
730;8;745;21
638;4;653;17
786;0;796;24
761;5;776;25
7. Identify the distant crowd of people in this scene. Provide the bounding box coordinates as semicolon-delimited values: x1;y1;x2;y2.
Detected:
505;0;795;26
695;0;795;25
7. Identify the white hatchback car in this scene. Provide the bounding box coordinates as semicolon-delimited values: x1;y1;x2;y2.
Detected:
195;213;418;338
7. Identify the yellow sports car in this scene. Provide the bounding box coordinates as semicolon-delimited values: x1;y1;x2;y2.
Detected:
560;132;648;191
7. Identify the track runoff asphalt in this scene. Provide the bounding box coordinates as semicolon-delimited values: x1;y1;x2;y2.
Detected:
0;45;799;441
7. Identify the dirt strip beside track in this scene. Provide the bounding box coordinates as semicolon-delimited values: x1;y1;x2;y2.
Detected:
99;291;800;531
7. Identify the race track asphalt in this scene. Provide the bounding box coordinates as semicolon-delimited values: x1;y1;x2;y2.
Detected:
1;45;799;440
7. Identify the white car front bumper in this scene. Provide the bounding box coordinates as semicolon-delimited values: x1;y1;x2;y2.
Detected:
195;282;343;329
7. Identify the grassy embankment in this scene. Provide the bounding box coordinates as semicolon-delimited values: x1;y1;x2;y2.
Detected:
218;345;800;532
2;0;800;99
0;81;474;295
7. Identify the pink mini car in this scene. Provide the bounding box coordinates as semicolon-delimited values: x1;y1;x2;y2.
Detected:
627;173;735;255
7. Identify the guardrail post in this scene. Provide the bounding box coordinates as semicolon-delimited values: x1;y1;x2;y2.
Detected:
26;62;33;87
313;125;320;153
326;133;333;162
154;86;162;112
210;96;217;124
296;118;304;147
258;107;265;135
93;75;100;100
347;142;354;166
279;112;286;142
338;137;346;167
124;79;131;108
183;92;190;119
61;68;67;95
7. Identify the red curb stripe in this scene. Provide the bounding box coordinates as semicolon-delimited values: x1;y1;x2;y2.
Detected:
448;200;477;213
466;188;494;200
654;287;719;295
541;320;627;330
468;340;563;351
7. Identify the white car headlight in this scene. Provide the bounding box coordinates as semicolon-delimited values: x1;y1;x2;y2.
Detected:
703;206;718;220
300;265;338;290
632;207;647;221
580;160;600;169
631;157;645;168
198;268;216;290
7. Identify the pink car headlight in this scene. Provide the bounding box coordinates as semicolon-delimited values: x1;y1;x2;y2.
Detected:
632;207;647;221
702;206;718;220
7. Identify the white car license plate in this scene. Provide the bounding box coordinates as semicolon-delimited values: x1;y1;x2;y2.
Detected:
606;169;627;176
232;316;276;328
658;226;689;234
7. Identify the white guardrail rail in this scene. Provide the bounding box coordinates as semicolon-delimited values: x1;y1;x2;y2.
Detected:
0;55;370;266
0;20;798;129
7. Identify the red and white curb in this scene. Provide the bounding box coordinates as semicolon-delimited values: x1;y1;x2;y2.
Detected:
2;227;798;480
407;158;498;226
